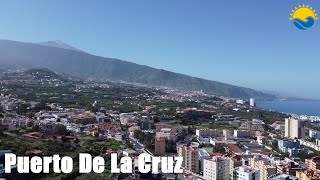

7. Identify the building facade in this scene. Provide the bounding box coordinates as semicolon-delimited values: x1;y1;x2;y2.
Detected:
230;155;243;179
309;129;320;140
177;144;200;173
203;156;230;180
278;139;305;157
154;137;166;156
250;98;255;107
196;129;223;138
285;118;305;139
234;130;257;138
305;156;320;171
250;157;277;180
276;161;302;176
233;166;260;180
296;170;320;180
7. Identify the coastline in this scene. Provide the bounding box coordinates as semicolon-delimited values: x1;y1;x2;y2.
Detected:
256;100;320;120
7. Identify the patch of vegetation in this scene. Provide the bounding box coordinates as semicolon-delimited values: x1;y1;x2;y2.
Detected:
134;130;155;150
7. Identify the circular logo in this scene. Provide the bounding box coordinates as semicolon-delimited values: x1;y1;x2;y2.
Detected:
289;4;318;30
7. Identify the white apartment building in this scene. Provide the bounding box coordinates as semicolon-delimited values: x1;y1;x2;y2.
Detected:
199;148;210;172
203;156;230;180
233;166;260;180
236;99;244;104
234;130;255;138
309;129;320;139
250;98;255;107
120;113;136;125
196;129;223;138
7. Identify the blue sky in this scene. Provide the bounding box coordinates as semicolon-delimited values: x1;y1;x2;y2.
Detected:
0;1;319;99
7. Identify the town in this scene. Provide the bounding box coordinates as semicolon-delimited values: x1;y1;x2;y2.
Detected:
1;68;320;180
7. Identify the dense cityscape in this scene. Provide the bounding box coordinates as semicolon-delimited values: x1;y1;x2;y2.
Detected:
0;68;320;180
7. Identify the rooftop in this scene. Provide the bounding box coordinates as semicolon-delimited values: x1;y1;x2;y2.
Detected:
236;166;259;173
268;173;298;180
206;156;229;162
155;137;166;142
307;156;320;163
227;144;244;154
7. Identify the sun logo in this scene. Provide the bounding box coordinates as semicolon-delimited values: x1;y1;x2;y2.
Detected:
289;4;318;30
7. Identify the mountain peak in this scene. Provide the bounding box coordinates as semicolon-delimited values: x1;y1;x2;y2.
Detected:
38;40;82;52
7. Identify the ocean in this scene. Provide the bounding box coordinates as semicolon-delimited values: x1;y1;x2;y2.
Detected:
256;100;320;116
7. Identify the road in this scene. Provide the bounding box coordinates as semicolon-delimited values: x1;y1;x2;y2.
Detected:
129;136;145;153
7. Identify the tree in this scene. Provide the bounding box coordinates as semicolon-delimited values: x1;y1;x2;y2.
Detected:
281;152;290;158
271;141;279;152
126;142;134;149
166;140;177;153
213;144;226;154
26;112;35;119
89;105;99;113
33;125;40;132
188;126;196;134
34;101;51;112
177;129;188;142
134;130;155;149
73;138;80;144
53;124;68;135
17;104;28;115
61;136;68;142
26;121;34;127
134;130;142;140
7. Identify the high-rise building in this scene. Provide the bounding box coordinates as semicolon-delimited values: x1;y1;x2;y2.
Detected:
276;161;302;176
305;156;320;171
230;155;243;179
296;170;320;180
233;166;260;180
154;137;166;156
250;98;255;107
285;118;305;139
250;157;277;180
203;156;230;180
177;144;200;173
199;148;210;173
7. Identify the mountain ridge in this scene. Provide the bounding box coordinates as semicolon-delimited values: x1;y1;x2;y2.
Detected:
0;39;276;100
38;40;82;52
